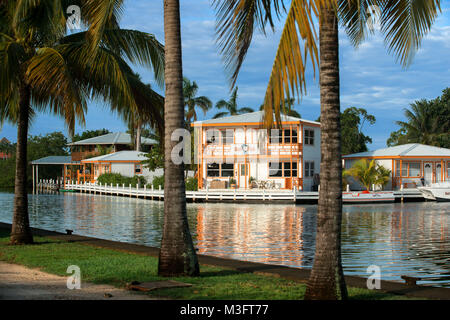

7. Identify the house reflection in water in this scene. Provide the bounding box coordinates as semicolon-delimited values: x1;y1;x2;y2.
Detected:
194;204;317;268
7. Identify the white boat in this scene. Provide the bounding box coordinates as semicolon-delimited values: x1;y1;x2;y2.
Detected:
342;191;395;203
418;182;450;202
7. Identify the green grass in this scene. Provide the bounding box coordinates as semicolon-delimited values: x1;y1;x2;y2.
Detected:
0;229;415;300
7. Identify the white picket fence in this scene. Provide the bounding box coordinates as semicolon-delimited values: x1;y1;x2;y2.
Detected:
59;180;316;202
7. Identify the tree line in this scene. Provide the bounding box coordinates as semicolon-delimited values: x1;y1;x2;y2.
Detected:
387;88;450;148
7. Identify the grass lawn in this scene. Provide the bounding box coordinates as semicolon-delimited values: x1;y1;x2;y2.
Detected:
0;229;416;300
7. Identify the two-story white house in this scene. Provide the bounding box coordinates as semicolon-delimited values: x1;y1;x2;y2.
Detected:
191;111;321;191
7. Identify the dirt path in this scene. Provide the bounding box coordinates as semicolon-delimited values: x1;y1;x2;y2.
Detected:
0;261;157;300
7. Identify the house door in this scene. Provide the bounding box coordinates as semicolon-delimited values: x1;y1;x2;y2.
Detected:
423;162;433;186
239;163;248;189
436;163;442;182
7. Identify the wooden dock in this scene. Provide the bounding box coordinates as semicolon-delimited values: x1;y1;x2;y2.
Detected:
36;179;425;204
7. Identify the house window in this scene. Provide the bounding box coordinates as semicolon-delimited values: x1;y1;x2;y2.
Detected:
401;162;408;177
304;129;314;145
305;161;315;177
207;163;220;177
269;162;298;177
207;163;234;177
409;162;420;177
269;162;282;177
269;130;282;144
221;163;234;177
291;129;298;143
221;130;233;145
396;161;420;177
282;129;298;144
447;161;450;178
135;164;142;174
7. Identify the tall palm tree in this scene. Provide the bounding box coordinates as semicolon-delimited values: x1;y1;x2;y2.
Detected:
120;73;164;151
213;87;254;118
158;0;199;276
259;98;301;118
0;0;164;244
213;0;440;299
396;100;440;146
183;77;212;125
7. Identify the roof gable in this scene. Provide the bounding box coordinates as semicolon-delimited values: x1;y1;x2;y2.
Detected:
192;111;320;126
69;132;157;146
81;151;147;162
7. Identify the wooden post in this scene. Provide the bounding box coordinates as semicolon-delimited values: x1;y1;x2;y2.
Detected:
32;165;35;194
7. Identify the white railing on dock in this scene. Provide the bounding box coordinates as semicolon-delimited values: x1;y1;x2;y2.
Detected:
36;178;425;202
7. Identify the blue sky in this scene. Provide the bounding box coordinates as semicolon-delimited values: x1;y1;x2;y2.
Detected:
1;1;449;150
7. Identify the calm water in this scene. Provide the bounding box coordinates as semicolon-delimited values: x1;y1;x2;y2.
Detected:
0;192;449;287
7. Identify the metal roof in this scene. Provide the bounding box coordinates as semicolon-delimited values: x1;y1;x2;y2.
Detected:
31;156;79;165
192;111;320;126
68;132;157;146
81;151;147;162
343;144;450;158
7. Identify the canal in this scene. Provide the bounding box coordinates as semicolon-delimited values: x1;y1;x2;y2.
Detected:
0;191;449;287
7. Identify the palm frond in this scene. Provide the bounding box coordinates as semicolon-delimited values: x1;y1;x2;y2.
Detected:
0;41;27;98
60;29;165;88
213;0;287;87
261;0;324;128
82;0;124;52
26;46;87;133
380;0;441;67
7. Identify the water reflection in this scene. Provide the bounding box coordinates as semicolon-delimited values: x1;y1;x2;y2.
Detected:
0;192;449;287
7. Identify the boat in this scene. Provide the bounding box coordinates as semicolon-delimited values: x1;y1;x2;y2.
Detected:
342;191;395;203
418;182;450;202
59;189;77;193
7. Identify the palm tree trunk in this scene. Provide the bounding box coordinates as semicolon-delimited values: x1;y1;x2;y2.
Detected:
10;84;33;245
136;123;142;151
304;6;347;300
158;0;199;277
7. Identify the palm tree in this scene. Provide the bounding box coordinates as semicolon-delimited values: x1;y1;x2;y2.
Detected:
343;159;390;191
213;87;254;119
0;1;164;244
183;77;212;125
213;0;440;299
396;100;440;146
259;98;301;118
121;73;164;151
158;0;199;276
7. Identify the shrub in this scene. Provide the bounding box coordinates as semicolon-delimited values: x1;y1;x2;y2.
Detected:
186;177;198;191
150;175;164;190
147;176;198;191
97;173;146;188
